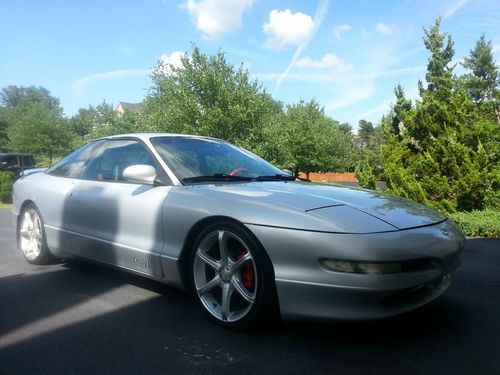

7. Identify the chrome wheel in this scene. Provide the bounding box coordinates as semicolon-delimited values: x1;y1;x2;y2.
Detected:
193;229;258;323
19;208;43;261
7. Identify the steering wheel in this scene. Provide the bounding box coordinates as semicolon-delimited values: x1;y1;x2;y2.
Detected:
229;167;250;176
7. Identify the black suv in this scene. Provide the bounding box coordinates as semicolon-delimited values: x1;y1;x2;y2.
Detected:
0;153;36;179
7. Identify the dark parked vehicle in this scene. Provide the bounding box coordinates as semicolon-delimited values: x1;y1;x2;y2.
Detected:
0;153;36;179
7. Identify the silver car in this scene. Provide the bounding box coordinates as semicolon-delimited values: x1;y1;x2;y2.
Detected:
12;133;465;329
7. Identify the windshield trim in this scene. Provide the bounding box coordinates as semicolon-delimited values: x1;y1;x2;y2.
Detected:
149;136;288;185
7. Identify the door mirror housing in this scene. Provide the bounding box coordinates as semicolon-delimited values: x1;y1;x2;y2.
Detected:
123;165;157;185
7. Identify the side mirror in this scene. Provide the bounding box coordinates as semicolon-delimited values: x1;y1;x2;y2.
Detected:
123;165;157;185
282;169;293;176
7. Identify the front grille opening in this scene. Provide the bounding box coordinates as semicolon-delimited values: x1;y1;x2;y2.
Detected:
402;258;443;273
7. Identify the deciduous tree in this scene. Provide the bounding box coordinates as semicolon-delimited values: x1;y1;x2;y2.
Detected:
69;102;142;143
1;85;74;163
7;102;73;163
0;85;61;112
144;45;281;150
258;100;356;177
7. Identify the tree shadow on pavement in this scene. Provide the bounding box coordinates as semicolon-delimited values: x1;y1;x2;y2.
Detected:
0;238;498;375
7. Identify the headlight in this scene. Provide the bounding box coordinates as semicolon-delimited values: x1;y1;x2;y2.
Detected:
321;259;402;274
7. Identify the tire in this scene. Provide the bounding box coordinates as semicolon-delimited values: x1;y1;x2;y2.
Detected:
17;204;54;264
190;221;278;330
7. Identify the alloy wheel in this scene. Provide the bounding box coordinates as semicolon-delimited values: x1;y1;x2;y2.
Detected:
19;208;43;261
193;229;258;323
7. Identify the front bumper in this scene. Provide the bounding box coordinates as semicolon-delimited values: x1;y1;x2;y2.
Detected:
247;219;465;320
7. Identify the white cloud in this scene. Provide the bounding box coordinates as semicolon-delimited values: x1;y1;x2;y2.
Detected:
116;44;134;56
73;69;151;96
354;99;393;123
253;64;423;84
375;22;395;35
378;65;426;77
253;72;332;83
182;0;254;40
326;83;375;111
160;51;185;69
443;0;469;20
155;51;187;75
294;53;353;74
332;24;351;40
263;9;315;50
73;52;185;95
271;0;330;95
492;44;500;53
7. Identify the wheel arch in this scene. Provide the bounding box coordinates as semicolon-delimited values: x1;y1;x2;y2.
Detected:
177;215;277;292
16;199;55;264
16;199;36;229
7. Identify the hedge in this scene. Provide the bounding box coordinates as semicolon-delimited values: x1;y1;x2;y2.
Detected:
449;210;500;238
0;171;14;203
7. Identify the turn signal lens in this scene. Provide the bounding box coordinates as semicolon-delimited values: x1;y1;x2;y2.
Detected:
321;259;402;274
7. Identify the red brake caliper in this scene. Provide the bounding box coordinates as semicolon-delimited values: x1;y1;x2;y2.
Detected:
237;251;255;289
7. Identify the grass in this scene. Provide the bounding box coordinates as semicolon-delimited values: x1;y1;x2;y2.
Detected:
0;202;11;209
449;209;500;238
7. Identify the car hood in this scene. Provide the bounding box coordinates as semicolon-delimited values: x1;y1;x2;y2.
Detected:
205;181;445;230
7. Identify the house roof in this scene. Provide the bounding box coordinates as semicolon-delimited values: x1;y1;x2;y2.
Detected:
116;101;143;112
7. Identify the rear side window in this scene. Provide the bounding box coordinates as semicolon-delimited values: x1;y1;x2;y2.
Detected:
5;155;19;167
20;155;35;167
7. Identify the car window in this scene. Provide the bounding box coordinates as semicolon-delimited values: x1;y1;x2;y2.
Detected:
47;140;107;178
6;155;19;167
82;139;157;182
20;155;35;167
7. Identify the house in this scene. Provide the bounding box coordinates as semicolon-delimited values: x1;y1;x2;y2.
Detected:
115;101;143;115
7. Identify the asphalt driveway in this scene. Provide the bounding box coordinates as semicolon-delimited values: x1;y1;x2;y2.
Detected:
0;208;499;374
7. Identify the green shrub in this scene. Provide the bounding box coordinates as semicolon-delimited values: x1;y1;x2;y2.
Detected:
355;162;378;190
0;171;14;203
449;210;500;238
483;167;500;210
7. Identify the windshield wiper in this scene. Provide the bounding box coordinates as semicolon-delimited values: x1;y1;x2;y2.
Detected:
182;174;253;183
256;174;296;181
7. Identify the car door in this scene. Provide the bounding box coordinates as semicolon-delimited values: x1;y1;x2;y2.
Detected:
62;138;171;278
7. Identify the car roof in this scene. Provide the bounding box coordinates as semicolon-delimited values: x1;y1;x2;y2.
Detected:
94;133;221;143
0;153;34;157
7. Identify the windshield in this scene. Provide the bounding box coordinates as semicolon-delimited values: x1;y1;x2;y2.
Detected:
150;136;286;182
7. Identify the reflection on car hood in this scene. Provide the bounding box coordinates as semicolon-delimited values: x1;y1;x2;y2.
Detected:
209;181;445;230
19;168;47;178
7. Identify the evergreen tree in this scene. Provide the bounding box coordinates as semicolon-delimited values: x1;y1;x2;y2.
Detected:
357;119;374;148
462;35;499;102
0;111;9;151
461;35;500;209
382;18;490;212
391;85;412;135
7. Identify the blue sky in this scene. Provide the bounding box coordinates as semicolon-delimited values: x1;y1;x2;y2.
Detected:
1;0;499;129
